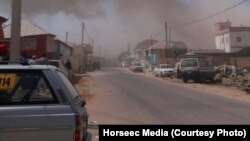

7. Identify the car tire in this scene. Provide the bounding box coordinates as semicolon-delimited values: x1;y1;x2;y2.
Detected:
183;78;188;83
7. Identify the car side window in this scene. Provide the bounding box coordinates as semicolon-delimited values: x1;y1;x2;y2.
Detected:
57;71;85;105
181;59;198;67
0;71;58;105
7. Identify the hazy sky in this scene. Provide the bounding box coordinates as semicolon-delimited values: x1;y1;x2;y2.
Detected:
0;0;250;57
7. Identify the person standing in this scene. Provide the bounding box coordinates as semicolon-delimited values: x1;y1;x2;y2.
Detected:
65;59;72;80
28;55;37;64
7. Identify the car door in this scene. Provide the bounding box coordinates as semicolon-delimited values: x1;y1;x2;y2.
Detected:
0;70;75;141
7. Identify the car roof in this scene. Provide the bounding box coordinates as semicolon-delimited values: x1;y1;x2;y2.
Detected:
0;64;58;70
48;60;61;62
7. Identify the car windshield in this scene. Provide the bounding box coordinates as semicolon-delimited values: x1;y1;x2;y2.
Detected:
199;59;212;67
134;63;141;67
161;64;173;68
181;59;198;67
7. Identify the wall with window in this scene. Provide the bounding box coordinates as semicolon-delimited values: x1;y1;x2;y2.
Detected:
230;31;250;52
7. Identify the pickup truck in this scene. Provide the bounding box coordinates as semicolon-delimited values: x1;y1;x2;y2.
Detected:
0;65;88;141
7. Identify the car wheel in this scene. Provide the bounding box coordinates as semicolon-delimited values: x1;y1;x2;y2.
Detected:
183;78;188;83
194;78;200;83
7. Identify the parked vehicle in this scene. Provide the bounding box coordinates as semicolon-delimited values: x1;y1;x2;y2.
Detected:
121;61;130;68
0;64;89;141
173;62;181;79
153;64;174;77
130;63;143;72
215;64;248;77
179;58;216;83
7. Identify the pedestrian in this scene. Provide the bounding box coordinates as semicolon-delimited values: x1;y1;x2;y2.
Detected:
65;59;72;80
19;52;29;65
28;55;37;65
37;53;49;65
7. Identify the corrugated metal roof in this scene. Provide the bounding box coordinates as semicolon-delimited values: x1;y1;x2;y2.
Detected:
147;41;166;50
3;19;54;38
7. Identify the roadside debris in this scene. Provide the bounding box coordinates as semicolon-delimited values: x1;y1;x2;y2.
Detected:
214;65;250;93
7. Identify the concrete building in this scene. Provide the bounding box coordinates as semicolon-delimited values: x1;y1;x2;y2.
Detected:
215;20;250;53
72;44;94;73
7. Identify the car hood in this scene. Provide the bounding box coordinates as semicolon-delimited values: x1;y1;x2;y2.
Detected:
161;68;174;71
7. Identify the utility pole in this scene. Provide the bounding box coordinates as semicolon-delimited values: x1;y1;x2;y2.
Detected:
80;21;85;73
169;28;171;47
65;32;68;44
128;42;131;63
81;22;85;45
165;22;168;58
99;46;101;58
10;0;22;61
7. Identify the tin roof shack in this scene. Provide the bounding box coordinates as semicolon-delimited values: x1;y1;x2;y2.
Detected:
3;19;56;59
146;41;187;69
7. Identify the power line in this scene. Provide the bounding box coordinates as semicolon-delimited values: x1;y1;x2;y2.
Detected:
173;0;249;28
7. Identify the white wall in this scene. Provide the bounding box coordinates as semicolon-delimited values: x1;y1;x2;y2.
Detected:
215;33;230;51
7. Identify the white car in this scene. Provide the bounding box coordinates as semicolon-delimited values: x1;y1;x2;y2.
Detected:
130;63;143;72
153;64;174;77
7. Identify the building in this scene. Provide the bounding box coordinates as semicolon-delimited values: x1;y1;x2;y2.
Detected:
72;44;94;73
3;19;57;58
134;39;158;67
146;40;187;69
215;20;250;53
54;39;73;62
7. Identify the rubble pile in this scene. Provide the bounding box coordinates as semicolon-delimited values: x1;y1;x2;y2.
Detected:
214;65;250;93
